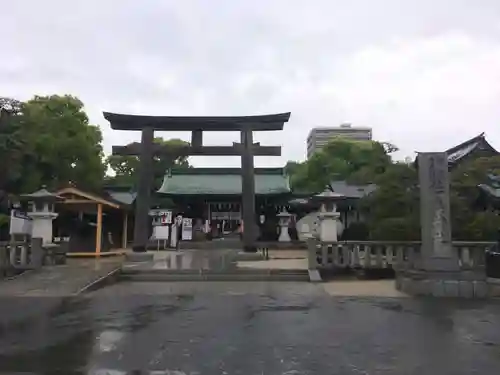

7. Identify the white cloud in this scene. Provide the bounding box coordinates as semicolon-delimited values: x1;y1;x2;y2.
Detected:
1;0;500;167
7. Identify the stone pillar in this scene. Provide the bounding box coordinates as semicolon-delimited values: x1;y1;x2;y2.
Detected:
418;152;458;271
170;224;178;248
277;209;291;242
27;204;58;245
318;204;341;242
30;237;44;269
396;152;489;298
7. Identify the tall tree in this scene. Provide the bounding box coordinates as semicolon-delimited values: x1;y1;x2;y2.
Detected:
4;95;106;193
0;97;24;195
106;137;190;189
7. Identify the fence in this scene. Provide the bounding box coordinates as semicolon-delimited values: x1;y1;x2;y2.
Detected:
307;240;494;273
0;237;69;277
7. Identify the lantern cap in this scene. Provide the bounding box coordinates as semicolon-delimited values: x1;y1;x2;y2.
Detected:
20;186;63;202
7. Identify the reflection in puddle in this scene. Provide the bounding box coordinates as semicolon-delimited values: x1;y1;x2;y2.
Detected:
149;251;236;271
94;330;126;353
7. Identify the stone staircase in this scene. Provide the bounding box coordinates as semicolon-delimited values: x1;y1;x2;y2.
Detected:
119;249;309;282
120;267;310;282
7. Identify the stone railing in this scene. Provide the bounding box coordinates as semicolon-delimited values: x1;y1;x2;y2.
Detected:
0;238;69;277
307;239;495;272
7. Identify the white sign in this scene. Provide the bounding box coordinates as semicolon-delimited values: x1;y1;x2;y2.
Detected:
9;210;32;235
181;218;193;240
211;211;241;220
153;225;170;240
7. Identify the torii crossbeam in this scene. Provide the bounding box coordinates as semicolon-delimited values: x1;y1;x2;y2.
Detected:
104;112;291;253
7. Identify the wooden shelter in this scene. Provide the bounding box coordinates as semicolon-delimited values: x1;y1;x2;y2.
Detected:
55;187;132;256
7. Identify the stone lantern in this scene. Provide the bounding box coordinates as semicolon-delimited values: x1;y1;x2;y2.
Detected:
311;190;345;242
21;186;63;244
277;207;292;242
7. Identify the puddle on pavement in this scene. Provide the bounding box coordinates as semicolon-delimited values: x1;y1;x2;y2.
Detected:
148;250;238;271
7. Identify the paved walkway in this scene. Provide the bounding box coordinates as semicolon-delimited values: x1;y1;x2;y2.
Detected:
0;257;123;297
2;281;499;374
237;258;308;269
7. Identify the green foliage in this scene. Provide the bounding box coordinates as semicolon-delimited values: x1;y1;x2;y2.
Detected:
359;162;420;240
1;95;106;194
287;138;392;192
106;137;191;189
0;213;9;227
287;139;500;241
449;156;500;240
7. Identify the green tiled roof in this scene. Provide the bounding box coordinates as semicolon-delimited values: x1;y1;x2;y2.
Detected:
158;168;291;195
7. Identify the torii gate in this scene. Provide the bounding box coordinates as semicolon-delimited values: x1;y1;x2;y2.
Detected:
104;112;291;253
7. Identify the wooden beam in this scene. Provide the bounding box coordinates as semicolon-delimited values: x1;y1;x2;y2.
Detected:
96;203;103;255
57;187;121;209
122;212;128;249
60;199;96;204
112;144;281;157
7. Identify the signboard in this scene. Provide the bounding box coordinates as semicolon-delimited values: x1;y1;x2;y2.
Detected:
153;225;170;240
181;218;193;240
9;209;32;235
211;211;242;220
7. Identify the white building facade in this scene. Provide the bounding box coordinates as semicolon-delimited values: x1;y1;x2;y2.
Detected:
306;124;372;159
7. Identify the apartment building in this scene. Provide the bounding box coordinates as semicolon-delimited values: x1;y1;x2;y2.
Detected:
306;124;373;159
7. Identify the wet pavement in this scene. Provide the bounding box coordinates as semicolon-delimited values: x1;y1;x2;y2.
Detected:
0;257;123;297
126;250;238;271
1;281;500;374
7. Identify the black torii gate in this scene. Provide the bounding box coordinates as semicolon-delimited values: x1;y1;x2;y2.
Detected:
104;112;291;253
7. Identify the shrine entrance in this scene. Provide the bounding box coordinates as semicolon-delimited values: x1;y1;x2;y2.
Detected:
104;112;290;253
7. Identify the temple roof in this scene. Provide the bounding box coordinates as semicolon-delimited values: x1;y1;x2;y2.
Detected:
158;168;291;195
446;133;498;164
103;112;291;131
105;190;137;206
329;181;377;198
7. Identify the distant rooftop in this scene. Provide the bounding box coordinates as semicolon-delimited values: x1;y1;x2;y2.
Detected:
445;133;498;165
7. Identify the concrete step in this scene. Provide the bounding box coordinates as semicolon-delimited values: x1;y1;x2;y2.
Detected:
119;268;310;282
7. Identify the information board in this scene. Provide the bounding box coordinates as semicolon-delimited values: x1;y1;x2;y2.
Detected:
181;218;193;240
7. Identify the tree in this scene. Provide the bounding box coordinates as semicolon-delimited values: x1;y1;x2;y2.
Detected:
287;138;392;192
106;137;190;189
361;155;500;241
449;155;500;240
360;162;421;240
0;97;24;196
3;95;106;193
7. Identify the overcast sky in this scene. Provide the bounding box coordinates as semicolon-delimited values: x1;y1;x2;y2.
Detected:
2;0;500;167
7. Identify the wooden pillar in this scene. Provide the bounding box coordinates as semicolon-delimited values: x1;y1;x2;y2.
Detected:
122;211;128;249
96;203;103;255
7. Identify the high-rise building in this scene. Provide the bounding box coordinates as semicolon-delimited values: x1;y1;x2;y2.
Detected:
306;123;372;159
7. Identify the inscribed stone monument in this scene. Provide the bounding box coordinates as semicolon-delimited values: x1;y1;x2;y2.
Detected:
418;152;458;271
